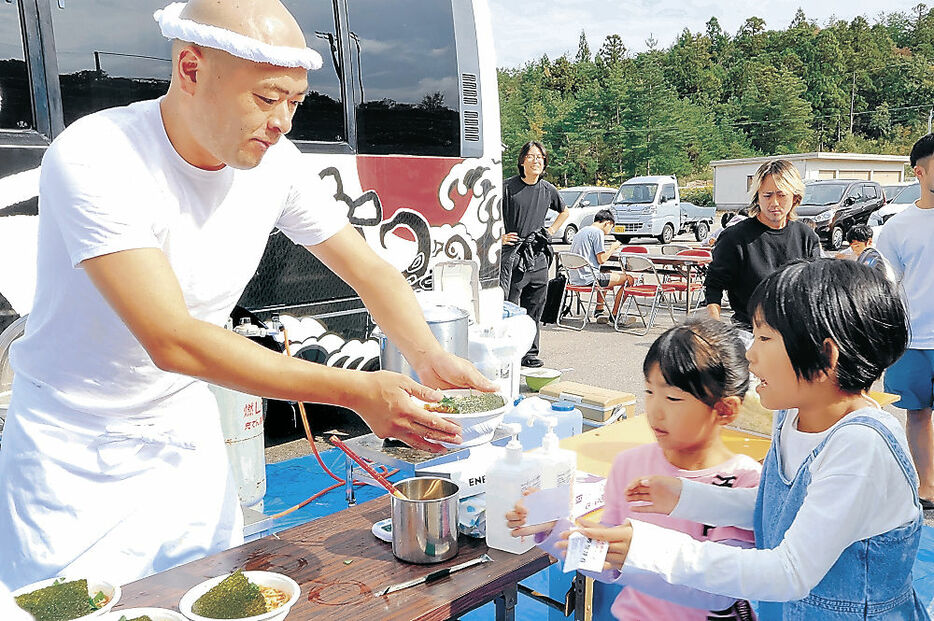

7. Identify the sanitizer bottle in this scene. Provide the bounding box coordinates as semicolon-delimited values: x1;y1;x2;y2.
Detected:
485;424;542;554
529;416;577;517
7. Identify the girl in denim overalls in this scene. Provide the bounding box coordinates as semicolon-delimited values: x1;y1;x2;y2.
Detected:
568;259;930;620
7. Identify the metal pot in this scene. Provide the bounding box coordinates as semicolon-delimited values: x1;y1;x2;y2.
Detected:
377;304;469;382
391;477;460;563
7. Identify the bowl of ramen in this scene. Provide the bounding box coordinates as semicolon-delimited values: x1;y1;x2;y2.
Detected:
418;389;507;447
179;570;299;621
101;608;188;621
12;576;120;621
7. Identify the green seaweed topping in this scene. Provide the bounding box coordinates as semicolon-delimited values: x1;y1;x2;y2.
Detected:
14;579;96;621
191;570;266;619
448;393;505;414
118;616;153;621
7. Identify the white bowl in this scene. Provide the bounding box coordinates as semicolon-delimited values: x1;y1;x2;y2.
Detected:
178;571;299;621
12;576;121;620
417;389;508;448
100;608;187;621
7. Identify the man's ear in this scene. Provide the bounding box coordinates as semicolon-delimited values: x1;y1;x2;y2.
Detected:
176;45;205;96
714;396;742;426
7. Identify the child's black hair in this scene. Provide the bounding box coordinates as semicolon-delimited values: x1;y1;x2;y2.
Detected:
643;318;750;407
747;258;908;393
846;224;873;244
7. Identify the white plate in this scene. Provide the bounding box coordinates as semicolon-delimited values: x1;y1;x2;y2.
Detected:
178;571;299;621
12;576;121;620
100;608;187;621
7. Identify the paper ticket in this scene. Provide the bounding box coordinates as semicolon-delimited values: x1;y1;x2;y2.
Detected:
562;530;609;573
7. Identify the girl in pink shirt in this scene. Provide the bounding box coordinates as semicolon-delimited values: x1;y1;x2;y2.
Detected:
507;318;761;620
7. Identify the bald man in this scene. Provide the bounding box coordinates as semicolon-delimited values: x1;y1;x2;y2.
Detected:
0;0;493;589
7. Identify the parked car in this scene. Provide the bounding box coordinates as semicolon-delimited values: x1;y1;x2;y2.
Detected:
611;175;715;244
544;186;617;244
869;182;919;227
881;182;914;204
796;179;885;250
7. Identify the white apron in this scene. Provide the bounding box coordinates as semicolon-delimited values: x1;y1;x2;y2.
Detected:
0;375;243;590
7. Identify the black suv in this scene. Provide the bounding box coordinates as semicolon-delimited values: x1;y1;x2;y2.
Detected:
796;180;885;250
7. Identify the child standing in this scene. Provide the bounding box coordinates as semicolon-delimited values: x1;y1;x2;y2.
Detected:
573;259;928;620
508;318;762;620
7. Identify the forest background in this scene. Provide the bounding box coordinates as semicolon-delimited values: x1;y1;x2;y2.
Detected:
498;6;934;202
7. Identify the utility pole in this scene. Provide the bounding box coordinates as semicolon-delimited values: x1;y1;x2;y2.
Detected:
928;108;932;134
849;71;856;134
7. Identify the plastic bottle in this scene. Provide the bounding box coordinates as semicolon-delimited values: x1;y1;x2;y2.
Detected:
503;398;583;450
547;401;583;440
529;416;577;517
485;423;542;554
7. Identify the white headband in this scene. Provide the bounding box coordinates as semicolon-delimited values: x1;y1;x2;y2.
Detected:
153;2;323;71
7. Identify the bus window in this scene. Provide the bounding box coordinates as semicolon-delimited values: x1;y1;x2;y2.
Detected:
0;1;34;130
50;2;171;126
348;0;459;156
282;0;345;143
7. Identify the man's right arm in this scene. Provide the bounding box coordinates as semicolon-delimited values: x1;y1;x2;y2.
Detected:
81;248;461;452
704;231;737;319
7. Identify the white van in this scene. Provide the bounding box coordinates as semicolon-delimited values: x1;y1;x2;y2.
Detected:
544;186;617;244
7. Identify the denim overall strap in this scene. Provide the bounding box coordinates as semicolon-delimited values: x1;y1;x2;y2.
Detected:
754;410;929;620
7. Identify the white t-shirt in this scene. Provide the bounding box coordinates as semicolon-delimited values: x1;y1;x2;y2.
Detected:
11;98;347;415
876;202;934;349
622;407;919;602
0;98;347;588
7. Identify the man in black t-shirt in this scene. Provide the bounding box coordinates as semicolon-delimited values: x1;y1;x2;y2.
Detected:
500;141;568;368
705;160;821;330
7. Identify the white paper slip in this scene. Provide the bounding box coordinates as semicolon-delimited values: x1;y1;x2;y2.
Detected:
562;531;609;573
523;486;572;526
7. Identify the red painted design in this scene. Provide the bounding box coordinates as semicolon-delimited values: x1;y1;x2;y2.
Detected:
356;156;473;241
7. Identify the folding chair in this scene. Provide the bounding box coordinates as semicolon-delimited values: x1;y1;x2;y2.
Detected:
556;252;618;331
614;254;677;335
664;248;712;313
660;243;691;256
618;245;648;254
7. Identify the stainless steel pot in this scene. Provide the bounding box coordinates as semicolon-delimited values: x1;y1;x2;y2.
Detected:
377;304;469;382
391;477;460;563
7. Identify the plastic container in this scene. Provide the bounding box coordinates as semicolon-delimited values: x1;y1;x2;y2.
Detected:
468;324;518;402
485;424;542;554
503;397;583;450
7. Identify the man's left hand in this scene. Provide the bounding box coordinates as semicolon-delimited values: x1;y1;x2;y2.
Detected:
556;519;634;572
412;350;498;392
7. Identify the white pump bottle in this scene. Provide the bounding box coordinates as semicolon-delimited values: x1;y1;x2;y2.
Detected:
485;424;542;554
529;415;577;516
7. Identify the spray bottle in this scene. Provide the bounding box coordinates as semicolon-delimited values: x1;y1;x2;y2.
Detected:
528;415;577;517
485;423;542;554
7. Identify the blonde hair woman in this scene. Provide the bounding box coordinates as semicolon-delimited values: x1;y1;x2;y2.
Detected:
704;159;821;330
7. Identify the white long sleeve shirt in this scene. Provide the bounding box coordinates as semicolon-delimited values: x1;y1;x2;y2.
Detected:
624;407;919;602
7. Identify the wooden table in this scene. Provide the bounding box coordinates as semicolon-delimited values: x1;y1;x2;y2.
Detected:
115;498;551;621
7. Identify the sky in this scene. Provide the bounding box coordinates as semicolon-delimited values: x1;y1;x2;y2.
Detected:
487;0;924;68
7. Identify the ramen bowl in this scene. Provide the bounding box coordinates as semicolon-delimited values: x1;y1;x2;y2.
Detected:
178;571;299;621
416;388;508;447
